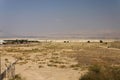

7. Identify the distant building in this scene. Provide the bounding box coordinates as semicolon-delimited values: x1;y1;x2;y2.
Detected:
0;40;5;44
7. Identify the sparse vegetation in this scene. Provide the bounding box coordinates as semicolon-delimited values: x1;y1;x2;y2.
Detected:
100;40;103;43
59;65;66;68
38;65;44;68
109;41;120;49
87;41;90;43
80;65;120;80
9;74;25;80
1;41;120;80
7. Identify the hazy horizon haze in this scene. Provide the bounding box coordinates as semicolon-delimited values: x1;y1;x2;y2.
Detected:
0;0;120;38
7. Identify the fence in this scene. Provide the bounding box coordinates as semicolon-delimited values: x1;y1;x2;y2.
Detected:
0;60;18;80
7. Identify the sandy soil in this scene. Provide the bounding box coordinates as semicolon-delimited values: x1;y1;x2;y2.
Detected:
1;42;120;80
16;65;85;80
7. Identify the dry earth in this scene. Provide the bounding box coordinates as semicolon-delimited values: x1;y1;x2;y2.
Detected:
0;41;120;80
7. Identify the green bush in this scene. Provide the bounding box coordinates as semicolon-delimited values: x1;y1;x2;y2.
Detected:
80;65;120;80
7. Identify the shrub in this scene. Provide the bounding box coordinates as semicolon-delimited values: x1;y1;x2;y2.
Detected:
87;41;90;43
80;65;120;80
38;65;44;68
9;74;25;80
89;65;101;73
100;40;103;43
59;65;66;68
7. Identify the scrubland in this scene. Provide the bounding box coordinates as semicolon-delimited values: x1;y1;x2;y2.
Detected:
0;41;120;80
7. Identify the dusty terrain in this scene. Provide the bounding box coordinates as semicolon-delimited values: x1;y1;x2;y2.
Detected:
0;41;120;80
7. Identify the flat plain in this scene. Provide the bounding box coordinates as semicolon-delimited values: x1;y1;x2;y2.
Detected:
0;40;120;80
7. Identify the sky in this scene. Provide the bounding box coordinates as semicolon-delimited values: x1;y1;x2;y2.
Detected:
0;0;120;38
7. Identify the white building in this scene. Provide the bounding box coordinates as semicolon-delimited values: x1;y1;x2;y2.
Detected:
0;40;5;44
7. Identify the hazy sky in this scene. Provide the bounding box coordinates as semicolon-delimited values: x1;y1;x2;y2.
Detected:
0;0;120;37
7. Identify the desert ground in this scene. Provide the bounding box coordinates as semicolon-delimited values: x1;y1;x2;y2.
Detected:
0;40;120;80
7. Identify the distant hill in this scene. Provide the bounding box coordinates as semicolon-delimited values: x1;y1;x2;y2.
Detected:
0;31;120;39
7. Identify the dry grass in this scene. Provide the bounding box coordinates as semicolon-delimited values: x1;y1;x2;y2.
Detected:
80;64;120;80
1;41;120;80
10;74;26;80
109;41;120;49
